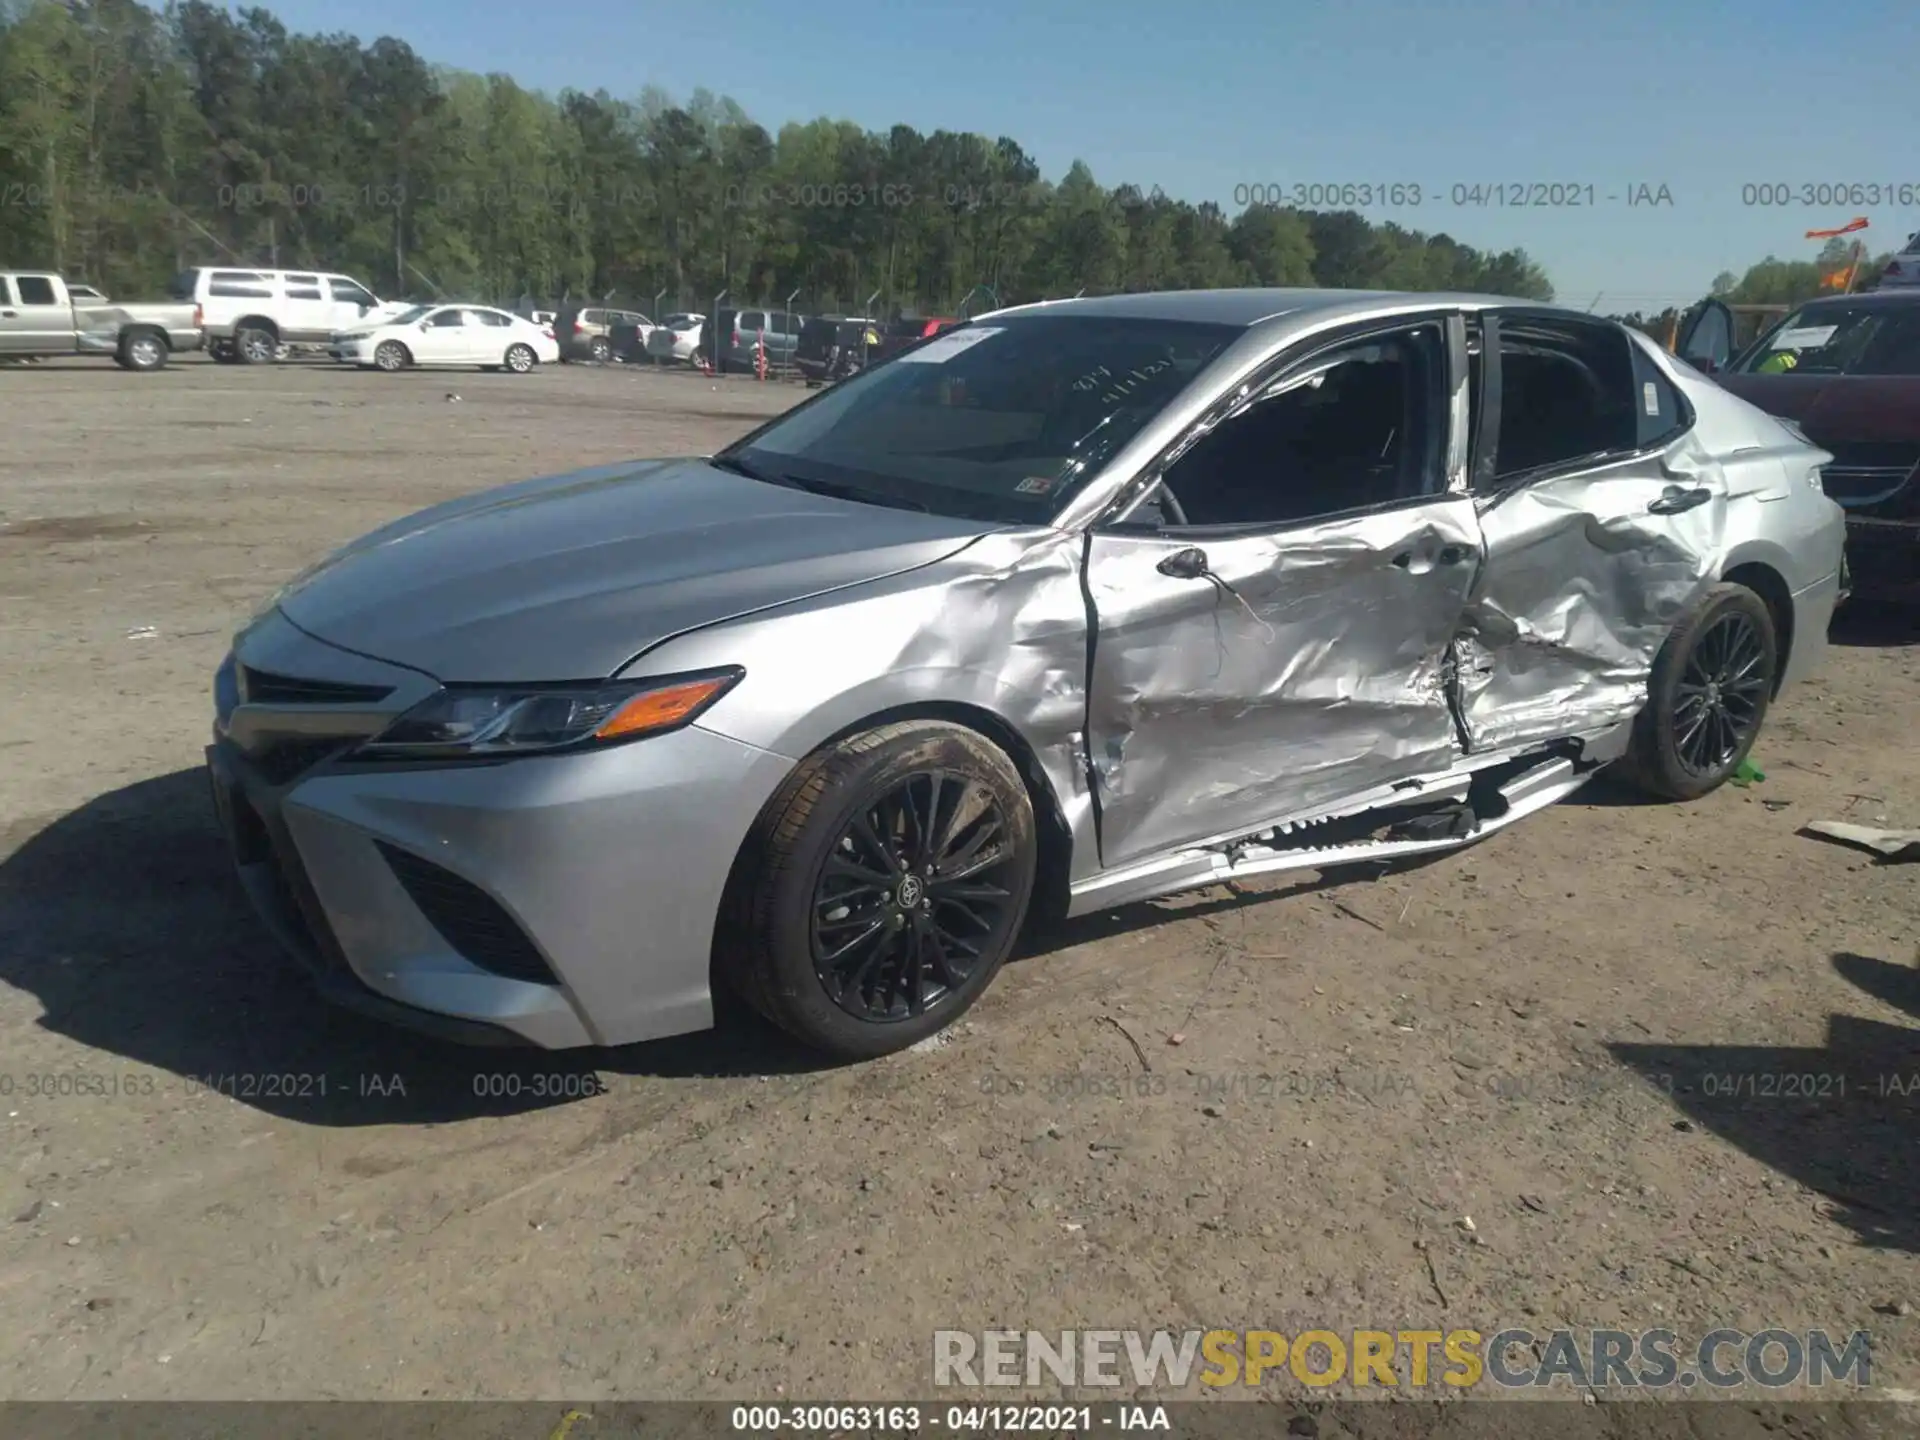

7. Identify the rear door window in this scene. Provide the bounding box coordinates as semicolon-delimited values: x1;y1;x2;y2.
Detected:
1483;314;1638;483
328;277;376;307
285;274;323;299
209;271;273;298
1629;342;1690;449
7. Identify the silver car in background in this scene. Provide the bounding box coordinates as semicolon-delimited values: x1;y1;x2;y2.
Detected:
206;289;1846;1059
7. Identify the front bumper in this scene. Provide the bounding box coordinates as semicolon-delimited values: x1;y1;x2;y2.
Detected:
207;621;793;1048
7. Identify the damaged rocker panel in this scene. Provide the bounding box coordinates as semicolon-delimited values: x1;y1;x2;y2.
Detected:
1064;740;1611;917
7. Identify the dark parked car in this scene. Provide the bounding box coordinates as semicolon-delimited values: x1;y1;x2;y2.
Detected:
874;315;958;360
795;315;880;386
1679;290;1920;599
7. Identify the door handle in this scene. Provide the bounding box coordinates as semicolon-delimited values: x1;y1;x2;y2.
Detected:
1648;484;1712;515
1156;546;1210;579
1;310;15;317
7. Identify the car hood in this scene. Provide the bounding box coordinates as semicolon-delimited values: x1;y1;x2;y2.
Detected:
271;457;995;681
1712;372;1920;442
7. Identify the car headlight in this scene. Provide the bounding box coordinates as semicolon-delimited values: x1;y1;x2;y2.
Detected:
354;667;743;760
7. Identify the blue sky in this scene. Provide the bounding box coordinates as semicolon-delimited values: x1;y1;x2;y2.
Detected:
253;0;1916;309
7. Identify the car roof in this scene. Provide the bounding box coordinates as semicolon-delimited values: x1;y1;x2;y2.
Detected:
976;287;1577;328
1792;288;1920;310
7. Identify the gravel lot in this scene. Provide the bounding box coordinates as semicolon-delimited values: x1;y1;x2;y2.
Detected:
1;356;1917;1416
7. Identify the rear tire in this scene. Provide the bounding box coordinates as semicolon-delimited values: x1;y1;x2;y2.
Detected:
117;329;168;371
232;325;276;364
505;343;537;373
1617;582;1777;801
717;722;1037;1060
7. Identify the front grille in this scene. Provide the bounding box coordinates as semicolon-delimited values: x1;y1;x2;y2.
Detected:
376;842;559;985
1815;441;1920;507
241;666;393;706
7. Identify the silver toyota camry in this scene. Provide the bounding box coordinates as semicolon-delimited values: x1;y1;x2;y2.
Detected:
207;289;1847;1058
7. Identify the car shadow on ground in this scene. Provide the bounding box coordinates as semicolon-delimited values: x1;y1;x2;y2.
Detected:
1610;951;1920;1255
1;767;1384;1128
0;768;846;1128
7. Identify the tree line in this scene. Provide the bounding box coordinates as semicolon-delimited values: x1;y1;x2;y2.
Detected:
0;0;1562;313
1;0;1893;323
1608;237;1896;344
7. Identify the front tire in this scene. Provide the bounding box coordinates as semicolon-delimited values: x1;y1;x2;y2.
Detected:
588;336;611;363
1619;582;1777;801
505;343;537;373
373;340;409;372
718;722;1038;1059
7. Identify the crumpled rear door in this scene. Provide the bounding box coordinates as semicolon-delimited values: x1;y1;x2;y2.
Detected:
1457;430;1729;753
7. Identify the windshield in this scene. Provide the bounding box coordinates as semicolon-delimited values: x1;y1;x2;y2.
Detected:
385;304;433;327
1735;303;1920;376
721;314;1240;523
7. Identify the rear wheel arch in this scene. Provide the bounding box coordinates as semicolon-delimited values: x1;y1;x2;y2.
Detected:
1721;560;1794;696
233;314;279;338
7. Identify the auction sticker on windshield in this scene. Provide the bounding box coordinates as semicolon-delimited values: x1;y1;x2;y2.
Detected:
899;327;1001;362
1771;325;1838;349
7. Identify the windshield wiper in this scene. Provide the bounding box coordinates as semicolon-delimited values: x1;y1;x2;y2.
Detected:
709;455;929;513
785;475;930;513
708;453;793;487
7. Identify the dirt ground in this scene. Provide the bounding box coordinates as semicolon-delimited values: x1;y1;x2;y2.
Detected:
1;355;1918;1417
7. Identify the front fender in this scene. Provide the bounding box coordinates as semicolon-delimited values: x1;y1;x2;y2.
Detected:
637;529;1102;879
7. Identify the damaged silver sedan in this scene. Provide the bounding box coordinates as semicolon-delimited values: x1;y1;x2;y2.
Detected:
207;289;1847;1058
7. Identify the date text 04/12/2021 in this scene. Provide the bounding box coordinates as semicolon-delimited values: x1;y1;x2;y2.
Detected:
1228;182;1674;209
726;1405;1171;1432
0;1070;407;1101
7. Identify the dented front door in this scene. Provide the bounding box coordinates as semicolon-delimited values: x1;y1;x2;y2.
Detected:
1457;436;1729;752
1083;498;1483;869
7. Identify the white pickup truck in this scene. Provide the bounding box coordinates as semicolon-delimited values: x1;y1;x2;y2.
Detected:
0;271;204;370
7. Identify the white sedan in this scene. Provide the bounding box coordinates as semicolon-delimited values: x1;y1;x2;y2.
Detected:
331;304;560;373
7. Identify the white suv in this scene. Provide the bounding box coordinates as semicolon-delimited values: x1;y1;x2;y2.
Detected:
167;268;406;363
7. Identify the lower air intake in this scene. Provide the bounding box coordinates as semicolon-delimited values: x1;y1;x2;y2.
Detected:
376;842;559;985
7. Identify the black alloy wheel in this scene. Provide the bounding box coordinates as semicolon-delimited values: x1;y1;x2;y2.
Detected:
1619;581;1777;801
1672;607;1769;776
809;771;1022;1023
